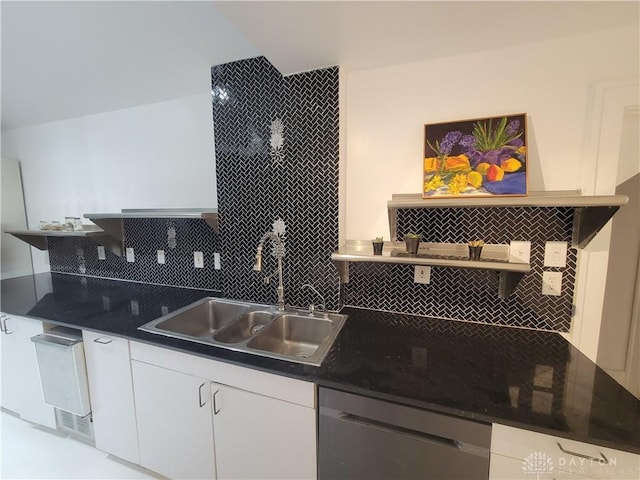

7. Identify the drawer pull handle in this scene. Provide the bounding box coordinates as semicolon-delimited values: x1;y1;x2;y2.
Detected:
3;318;13;334
556;442;608;464
93;337;113;344
213;390;221;415
198;383;206;408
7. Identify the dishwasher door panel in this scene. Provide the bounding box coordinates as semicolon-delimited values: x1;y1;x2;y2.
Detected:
319;388;491;480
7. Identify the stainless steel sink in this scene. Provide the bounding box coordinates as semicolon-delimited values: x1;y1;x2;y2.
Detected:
246;314;336;362
214;311;276;344
140;298;252;338
138;297;347;366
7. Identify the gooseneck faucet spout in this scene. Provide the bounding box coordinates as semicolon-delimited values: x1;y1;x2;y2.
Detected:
254;231;285;311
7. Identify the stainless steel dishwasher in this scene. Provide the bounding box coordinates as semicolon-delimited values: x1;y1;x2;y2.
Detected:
319;388;491;479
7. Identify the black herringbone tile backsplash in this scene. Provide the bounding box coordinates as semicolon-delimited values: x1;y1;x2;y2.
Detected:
48;56;577;331
344;206;576;331
212;57;340;310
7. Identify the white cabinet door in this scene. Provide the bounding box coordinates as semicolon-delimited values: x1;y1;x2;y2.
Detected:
212;383;317;480
132;360;216;480
0;314;56;428
492;423;640;480
83;331;139;464
490;453;587;479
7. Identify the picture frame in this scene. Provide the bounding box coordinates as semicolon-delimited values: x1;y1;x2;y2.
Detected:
423;113;527;199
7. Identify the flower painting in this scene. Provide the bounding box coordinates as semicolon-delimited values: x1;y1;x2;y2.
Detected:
423;114;527;198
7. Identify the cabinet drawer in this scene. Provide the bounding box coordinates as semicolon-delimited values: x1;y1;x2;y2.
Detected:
490;453;587;479
492;424;640;479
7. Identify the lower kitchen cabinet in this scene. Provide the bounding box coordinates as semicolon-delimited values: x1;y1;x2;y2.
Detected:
212;383;317;479
491;423;640;480
131;360;216;480
82;331;139;464
129;340;317;480
0;313;56;428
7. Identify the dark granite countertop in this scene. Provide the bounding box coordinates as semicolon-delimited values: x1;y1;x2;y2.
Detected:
2;272;638;454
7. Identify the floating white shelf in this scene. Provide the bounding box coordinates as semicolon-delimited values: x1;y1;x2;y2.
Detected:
387;191;628;248
331;241;529;298
5;227;123;257
82;209;219;256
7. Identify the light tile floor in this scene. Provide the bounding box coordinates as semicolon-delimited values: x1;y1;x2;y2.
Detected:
1;410;160;479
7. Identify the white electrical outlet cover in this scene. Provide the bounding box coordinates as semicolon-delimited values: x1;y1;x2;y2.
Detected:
194;251;204;268
542;271;562;296
414;265;431;284
214;252;221;270
544;241;568;268
130;300;140;315
157;250;166;264
509;241;531;264
126;248;135;263
97;246;106;261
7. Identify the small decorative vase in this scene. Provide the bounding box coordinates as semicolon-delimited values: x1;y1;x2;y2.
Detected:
468;246;483;260
405;237;420;255
372;241;384;255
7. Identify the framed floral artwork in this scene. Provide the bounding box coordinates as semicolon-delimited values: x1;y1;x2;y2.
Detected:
423;113;527;198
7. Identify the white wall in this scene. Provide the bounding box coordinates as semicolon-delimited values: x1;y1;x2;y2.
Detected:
1;93;217;273
344;25;639;240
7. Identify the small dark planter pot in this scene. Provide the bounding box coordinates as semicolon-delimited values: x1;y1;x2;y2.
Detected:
405;237;420;255
372;241;384;255
468;246;483;260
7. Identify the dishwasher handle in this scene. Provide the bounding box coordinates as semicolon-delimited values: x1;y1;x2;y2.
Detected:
31;333;82;348
337;412;460;449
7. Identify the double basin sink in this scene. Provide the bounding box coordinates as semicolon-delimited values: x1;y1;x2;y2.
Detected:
138;298;347;366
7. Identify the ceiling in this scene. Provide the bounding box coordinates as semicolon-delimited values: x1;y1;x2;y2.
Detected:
2;1;638;131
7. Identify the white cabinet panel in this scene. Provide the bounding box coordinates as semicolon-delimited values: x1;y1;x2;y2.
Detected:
131;360;216;480
492;423;640;479
212;383;317;480
490;452;587;479
0;314;55;428
83;331;139;464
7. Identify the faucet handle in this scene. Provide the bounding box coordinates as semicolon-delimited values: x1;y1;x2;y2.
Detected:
301;283;326;315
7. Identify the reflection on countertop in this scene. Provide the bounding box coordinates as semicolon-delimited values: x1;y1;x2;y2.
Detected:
1;272;638;454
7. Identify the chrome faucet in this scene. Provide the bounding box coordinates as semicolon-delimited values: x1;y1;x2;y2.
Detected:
253;231;286;311
301;283;326;316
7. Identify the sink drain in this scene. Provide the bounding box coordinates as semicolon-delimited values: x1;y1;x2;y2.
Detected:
250;324;265;335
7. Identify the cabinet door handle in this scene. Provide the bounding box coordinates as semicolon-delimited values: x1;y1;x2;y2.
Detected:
556;442;608;464
213;390;221;415
0;316;5;333
3;318;13;335
198;383;206;408
93;337;113;344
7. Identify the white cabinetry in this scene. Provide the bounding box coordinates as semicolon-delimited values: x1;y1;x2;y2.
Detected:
212;382;317;479
129;341;317;480
0;313;55;428
490;423;640;480
82;331;139;464
131;360;216;480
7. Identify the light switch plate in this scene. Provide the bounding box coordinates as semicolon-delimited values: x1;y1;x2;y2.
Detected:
414;266;431;284
214;252;221;270
194;251;204;268
161;305;169;316
509;241;531;264
130;300;139;315
126;248;135;263
544;241;568;267
157;250;166;264
542;271;562;296
97;246;106;261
